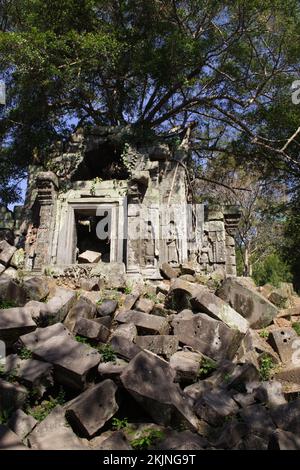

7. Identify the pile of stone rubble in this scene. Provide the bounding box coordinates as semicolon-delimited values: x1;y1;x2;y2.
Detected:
1;243;300;450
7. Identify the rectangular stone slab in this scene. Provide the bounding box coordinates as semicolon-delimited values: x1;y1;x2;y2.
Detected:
65;379;118;437
135;335;179;359
0;307;36;346
116;310;169;335
32;335;101;390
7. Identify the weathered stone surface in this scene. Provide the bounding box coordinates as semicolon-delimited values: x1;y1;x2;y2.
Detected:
0;278;27;305
194;388;239;426
24;300;45;322
160;263;179;280
0;378;28;410
235;329;280;365
98;358;128;379
111;322;137;342
183;381;213;402
0;263;5;275
78;250;101;264
167;279;199;310
74;317;110;342
213;420;248;449
0;240;16;266
217;277;278;328
269;429;300;450
0;307;36;346
110;335;142;361
237;434;268;450
28;405;86;450
121;351;201;431
254;381;286;408
156;281;170;296
64;296;96;332
23;277;50;301
32;335;101;390
179;274;196;283
19;322;72;349
97;299;118;317
10;248;25;269
7;409;37;440
239;404;276;438
156;430;208;450
268;327;298;364
191;285;249;334
66;380;118;437
40;287;76;323
180;263;196;275
275;365;300;385
0;425;28;450
271;397;300;433
79;277;99;291
2;267;18;279
134;297;154;314
5;354;53;391
94;315;112;329
172;313;243;361
94;262;126;290
97;431;132;450
169;351;203;382
135;335;179;359
116;310;169;335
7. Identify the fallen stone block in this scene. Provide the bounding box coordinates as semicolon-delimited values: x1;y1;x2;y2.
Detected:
194;388;239;426
160;263;179;280
97;299;118;316
2;267;18;279
191;285;249;333
66;379;118;437
19;322;72;349
40;287;76;323
98;358;128;380
64;296;97;332
0;278;27;305
179;274;196;283
240;404;276;438
0;378;28;411
235;329;280;365
111;323;137;342
254;380;286;408
120;350;203;432
172;313;243;361
79;277;99;291
28;405;87;450
110;335;142;361
155;430;208;450
271;397;300;434
32;335;101;390
24;300;45;322
97;431;132;450
134;297;154;314
94;315;112;329
7;409;37;440
169;351;203;382
269;429;300;450
0;263;5;275
74;317;110;342
237;434;268;450
0;240;16;266
156;281;170;296
78;250;101;264
23;276;50;301
183;381;213;402
0;307;36;346
217;277;278;328
268;327;298;363
135;335;179;359
116;310;169;335
5;354;53;393
167;279;199;310
10;249;25;269
0;425;28;450
212;420;248;449
275;365;300;385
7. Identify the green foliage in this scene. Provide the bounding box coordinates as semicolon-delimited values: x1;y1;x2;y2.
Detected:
19;347;33;360
0;408;13;425
0;299;17;309
198;358;217;378
28;387;66;421
75;335;89;345
98;344;116;362
252;253;293;288
112;417;129;431
259;354;275;381
124;285;133;295
259;329;270;339
292;322;300;336
144;292;160;304
131;429;164;450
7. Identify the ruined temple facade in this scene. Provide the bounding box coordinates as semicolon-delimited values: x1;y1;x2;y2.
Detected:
1;127;241;279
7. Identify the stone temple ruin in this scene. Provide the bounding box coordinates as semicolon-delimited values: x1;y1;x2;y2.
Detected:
1;126;241;279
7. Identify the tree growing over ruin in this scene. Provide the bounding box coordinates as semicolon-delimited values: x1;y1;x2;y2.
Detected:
0;0;300;204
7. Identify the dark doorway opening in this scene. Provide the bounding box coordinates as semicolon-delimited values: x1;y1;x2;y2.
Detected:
75;208;111;263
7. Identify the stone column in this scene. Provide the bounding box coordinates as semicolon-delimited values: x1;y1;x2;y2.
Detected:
223;206;242;276
26;172;58;270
